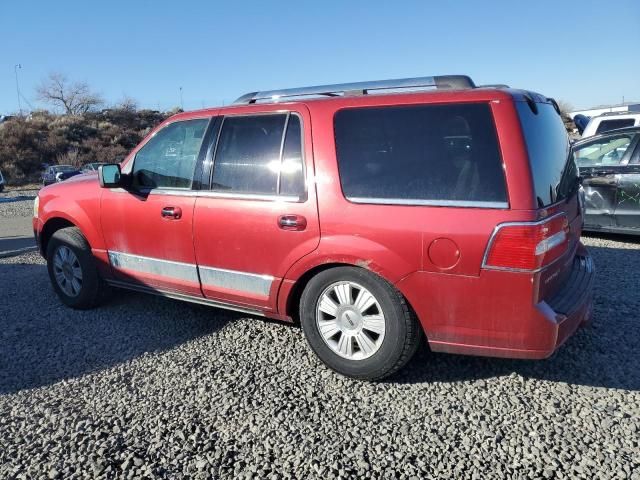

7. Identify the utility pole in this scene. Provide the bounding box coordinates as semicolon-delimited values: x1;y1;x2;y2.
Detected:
179;86;184;110
14;64;22;116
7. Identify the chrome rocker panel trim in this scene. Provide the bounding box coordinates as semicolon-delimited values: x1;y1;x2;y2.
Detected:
105;279;265;317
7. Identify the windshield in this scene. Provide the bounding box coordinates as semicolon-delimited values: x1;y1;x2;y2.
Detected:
54;165;76;172
516;101;576;206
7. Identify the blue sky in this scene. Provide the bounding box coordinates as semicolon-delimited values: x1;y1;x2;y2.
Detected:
1;0;638;114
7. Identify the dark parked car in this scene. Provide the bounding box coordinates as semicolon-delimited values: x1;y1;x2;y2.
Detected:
574;126;640;234
42;165;82;186
0;169;5;192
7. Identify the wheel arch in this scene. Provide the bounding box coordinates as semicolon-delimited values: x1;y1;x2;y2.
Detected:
285;262;352;323
40;217;78;256
282;260;421;328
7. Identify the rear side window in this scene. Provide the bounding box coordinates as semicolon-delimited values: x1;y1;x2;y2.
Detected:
211;113;305;197
334;103;507;205
516;102;574;206
595;119;635;134
133;118;209;189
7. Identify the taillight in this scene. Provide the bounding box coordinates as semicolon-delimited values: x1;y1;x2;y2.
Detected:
483;214;570;272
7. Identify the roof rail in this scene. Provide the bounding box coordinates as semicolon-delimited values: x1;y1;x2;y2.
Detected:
233;75;476;105
598;110;636;117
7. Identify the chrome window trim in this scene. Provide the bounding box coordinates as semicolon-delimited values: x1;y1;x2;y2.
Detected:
138;189;301;202
347;197;509;209
276;112;291;195
480;212;567;273
198;265;274;298
108;251;199;283
105;279;265;317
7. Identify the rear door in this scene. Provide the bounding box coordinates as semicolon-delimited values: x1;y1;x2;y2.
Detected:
573;131;638;230
613;134;640;230
192;107;319;311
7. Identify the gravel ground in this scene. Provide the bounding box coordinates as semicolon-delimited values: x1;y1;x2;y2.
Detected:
0;188;39;218
0;236;639;479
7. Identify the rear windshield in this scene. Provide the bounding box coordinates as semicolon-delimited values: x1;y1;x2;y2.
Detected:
516;101;575;206
334;103;507;206
595;118;636;134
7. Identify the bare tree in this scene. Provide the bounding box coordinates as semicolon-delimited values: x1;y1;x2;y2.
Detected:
36;73;104;115
118;95;138;112
556;99;577;136
556;100;574;117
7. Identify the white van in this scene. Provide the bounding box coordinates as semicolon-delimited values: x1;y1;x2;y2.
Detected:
582;112;640;138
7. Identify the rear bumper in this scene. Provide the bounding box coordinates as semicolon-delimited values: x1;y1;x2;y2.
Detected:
397;246;595;360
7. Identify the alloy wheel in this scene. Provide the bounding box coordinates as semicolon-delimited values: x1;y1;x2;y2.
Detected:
315;281;386;360
53;246;83;297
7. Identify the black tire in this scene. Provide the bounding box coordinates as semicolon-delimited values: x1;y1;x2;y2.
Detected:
300;266;422;380
46;226;110;309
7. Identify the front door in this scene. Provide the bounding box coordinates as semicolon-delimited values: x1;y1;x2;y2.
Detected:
192;107;320;311
101;117;211;296
575;131;638;230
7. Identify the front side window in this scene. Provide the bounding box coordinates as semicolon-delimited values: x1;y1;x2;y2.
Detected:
595;119;635;135
132;118;209;189
334;103;507;204
211;113;305;197
574;134;636;167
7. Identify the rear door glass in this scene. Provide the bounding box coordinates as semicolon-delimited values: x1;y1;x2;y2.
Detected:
211;113;305;198
334;103;507;205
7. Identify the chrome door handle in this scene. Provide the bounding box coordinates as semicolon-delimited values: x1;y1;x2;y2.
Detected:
161;206;182;219
278;214;307;231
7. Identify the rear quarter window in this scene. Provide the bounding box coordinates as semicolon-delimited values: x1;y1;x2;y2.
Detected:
595;118;636;134
334;103;507;206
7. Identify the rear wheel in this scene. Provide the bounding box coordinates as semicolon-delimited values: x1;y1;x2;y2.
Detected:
300;267;421;380
46;227;109;309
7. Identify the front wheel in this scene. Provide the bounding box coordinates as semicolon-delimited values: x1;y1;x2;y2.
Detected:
46;227;109;309
300;267;421;380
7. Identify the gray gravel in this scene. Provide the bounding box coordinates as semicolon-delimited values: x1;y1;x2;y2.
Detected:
0;236;639;479
0;188;39;218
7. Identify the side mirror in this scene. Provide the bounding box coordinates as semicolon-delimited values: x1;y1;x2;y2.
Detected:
98;164;122;188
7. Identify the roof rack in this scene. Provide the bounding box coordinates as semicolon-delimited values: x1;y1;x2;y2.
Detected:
598;110;637;117
233;75;476;105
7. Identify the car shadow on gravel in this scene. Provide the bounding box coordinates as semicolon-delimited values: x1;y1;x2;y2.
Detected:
0;195;36;203
0;262;237;395
393;244;640;392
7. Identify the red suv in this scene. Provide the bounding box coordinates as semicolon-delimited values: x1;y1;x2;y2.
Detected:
33;75;594;380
